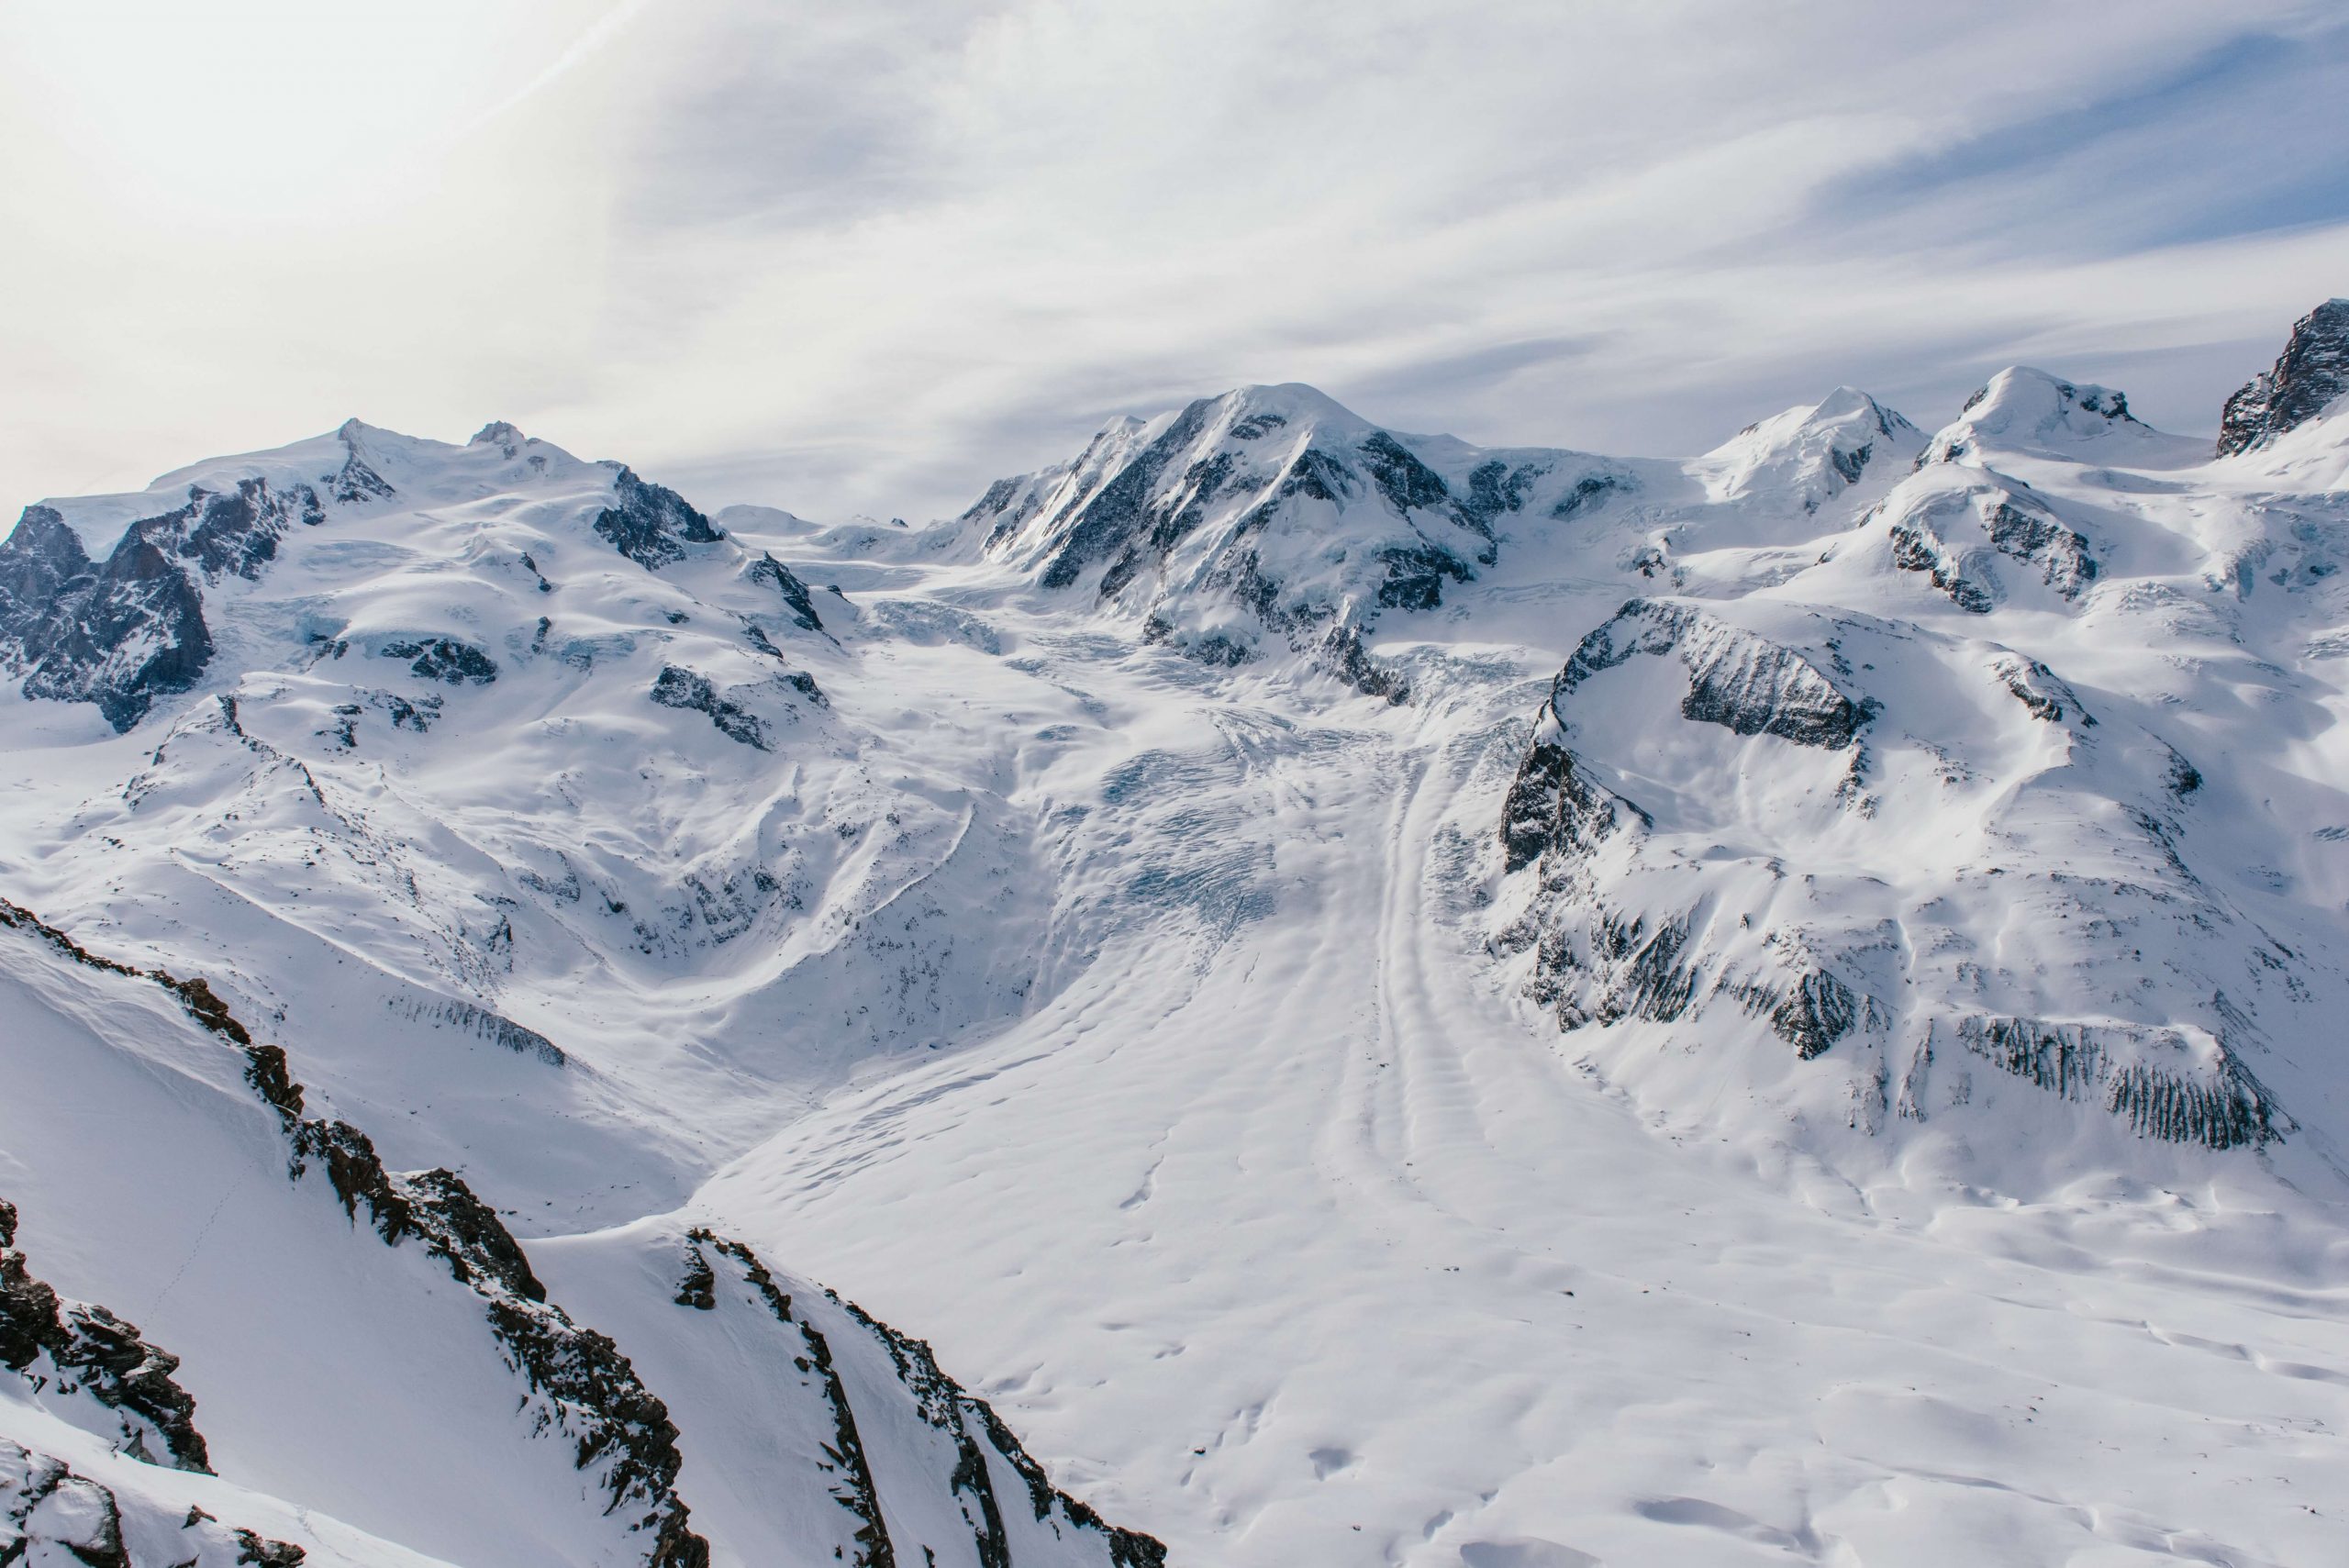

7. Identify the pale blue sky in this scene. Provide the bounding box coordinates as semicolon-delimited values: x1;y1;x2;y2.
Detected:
2;2;2342;524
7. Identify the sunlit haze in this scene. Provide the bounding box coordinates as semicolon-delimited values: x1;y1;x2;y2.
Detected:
6;2;2346;521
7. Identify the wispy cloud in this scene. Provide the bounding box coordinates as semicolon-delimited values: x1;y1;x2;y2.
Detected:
2;1;2342;525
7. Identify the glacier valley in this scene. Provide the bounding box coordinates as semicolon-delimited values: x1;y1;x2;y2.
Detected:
4;305;2349;1566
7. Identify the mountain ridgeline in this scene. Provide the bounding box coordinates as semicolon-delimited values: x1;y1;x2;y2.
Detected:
1;303;2346;1565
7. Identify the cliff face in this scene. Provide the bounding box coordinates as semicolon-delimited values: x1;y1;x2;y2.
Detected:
2218;298;2349;455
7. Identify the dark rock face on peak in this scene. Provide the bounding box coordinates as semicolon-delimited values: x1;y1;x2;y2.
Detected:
1556;599;1868;750
973;387;1593;698
595;469;723;570
1;499;227;730
471;420;528;458
747;550;826;635
1;473;334;728
2217;298;2349;455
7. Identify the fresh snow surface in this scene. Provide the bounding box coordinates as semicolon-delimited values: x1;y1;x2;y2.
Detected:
4;343;2349;1565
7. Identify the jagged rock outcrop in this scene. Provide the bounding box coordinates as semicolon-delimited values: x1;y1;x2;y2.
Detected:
1553;599;1867;749
380;637;497;685
0;470;355;728
595;469;723;570
0;897;707;1565
0;506;214;731
972;384;1603;697
1498;709;1646;873
747;551;827;635
651;665;771;749
1487;584;2307;1155
384;995;566;1065
1884;484;2098;611
679;1230;1170;1568
1951;1017;2286;1151
0;1200;212;1473
2217;298;2349;455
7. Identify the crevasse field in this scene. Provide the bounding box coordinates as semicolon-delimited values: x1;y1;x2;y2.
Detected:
4;307;2347;1565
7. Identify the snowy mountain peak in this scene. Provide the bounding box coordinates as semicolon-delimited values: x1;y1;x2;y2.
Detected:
965;383;1620;695
0;420;829;732
1696;385;1921;508
470;418;528;450
2217;296;2349;457
1920;365;2163;467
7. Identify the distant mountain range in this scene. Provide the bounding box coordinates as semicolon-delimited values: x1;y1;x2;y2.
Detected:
4;300;2345;1567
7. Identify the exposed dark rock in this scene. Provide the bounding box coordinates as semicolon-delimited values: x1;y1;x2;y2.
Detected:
0;1440;129;1568
385;996;566;1066
1499;712;1647;873
2;1195;214;1474
2217;299;2349;455
1373;543;1471;611
1592;911;1699;1027
0;901;707;1567
673;1240;715;1311
2166;749;2203;796
1953;1016;2288;1150
1357;431;1450;516
747;552;826;634
1984;500;2097;599
1554;600;1867;749
691;1231;893;1568
685;1229;1168;1568
0;507;213;730
329;423;396;504
380;637;497;684
1887;497;1996;614
1992;654;2092;728
1037;400;1217;591
234;1528;309;1565
594;469;722;571
1768;970;1860;1060
1550;473;1628;519
1453;459;1549;550
650;666;770;750
1887;487;2095;609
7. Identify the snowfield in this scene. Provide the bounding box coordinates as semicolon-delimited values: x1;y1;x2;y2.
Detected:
5;304;2349;1565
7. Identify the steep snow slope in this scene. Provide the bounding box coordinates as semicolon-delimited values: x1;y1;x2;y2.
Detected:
0;902;1163;1567
4;306;2349;1564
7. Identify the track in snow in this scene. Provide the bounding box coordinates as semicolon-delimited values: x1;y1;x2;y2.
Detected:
687;624;2349;1568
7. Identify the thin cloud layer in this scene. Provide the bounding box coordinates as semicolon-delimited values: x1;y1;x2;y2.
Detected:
2;0;2343;525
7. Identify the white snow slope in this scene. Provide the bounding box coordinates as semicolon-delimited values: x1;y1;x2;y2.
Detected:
5;309;2349;1566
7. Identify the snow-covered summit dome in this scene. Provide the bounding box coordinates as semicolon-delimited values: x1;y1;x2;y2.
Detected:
1695;384;1922;508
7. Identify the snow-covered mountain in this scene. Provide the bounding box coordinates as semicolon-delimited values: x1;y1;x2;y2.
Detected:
6;305;2349;1567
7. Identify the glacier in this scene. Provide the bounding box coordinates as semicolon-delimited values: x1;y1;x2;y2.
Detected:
3;304;2348;1565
